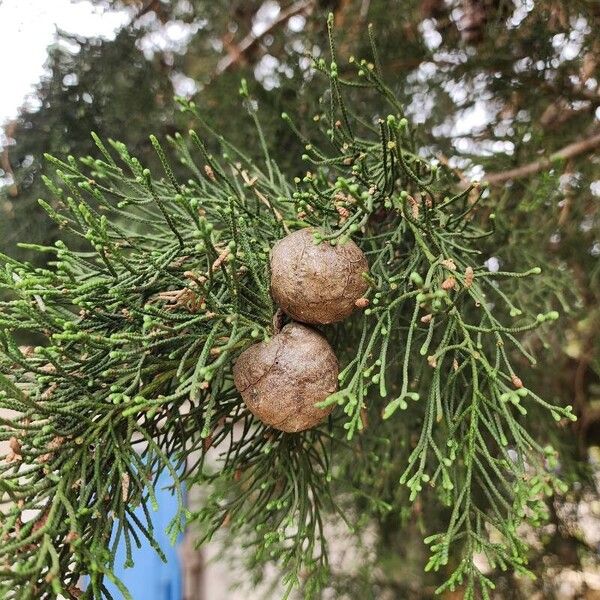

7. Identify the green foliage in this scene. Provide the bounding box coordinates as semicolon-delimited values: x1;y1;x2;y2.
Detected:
0;27;179;264
0;22;579;599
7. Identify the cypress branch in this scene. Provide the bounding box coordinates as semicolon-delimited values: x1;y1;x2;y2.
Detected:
0;22;573;599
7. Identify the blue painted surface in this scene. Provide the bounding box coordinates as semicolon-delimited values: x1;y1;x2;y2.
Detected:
106;474;183;600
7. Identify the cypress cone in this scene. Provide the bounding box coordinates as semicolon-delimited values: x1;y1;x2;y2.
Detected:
233;322;339;432
269;227;369;325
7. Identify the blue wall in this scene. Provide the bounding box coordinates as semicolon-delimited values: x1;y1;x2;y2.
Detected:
105;474;183;600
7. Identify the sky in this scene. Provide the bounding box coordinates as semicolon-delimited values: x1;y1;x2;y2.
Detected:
0;0;130;124
0;0;284;127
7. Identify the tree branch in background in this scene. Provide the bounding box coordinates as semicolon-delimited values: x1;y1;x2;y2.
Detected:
216;0;313;75
484;131;600;185
128;0;170;23
1;122;18;198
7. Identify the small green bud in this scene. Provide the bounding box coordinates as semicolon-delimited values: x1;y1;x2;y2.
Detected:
409;272;424;287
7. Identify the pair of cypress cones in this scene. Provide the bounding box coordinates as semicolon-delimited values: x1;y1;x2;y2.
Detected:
233;228;369;432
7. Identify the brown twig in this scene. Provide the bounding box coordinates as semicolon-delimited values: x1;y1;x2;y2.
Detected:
241;170;290;233
215;0;313;75
272;308;285;334
130;0;163;22
483;131;600;185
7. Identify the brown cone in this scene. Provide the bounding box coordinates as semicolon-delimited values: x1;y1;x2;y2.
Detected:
232;322;339;432
269;228;368;325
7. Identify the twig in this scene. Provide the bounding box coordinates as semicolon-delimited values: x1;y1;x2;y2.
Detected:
215;0;313;75
241;170;290;233
272;308;284;334
483;131;600;185
131;0;162;22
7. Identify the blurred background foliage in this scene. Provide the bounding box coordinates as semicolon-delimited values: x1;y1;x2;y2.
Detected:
1;0;600;597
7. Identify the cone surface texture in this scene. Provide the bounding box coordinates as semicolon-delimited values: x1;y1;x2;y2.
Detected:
270;228;368;324
233;322;339;432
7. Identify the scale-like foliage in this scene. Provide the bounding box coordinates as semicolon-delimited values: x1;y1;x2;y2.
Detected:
0;21;574;599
